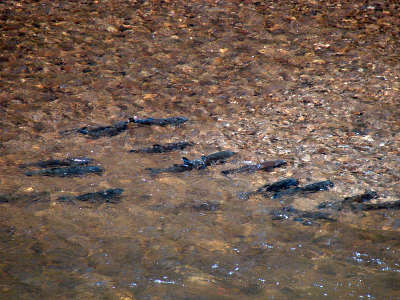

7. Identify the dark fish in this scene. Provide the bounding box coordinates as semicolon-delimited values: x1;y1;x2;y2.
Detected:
270;206;299;220
239;178;298;200
202;150;235;166
0;194;9;203
61;121;129;139
270;206;334;225
317;201;341;210
20;157;93;168
147;150;235;175
182;150;235;169
181;157;207;170
257;178;299;193
318;191;378;210
25;165;104;177
58;188;124;204
146;164;192;175
158;201;221;214
351;200;400;211
271;187;302;199
130;116;188;126
191;201;220;212
130;142;192;153
299;211;334;221
343;191;378;204
301;180;334;192
292;210;335;226
221;160;286;175
77;121;129;139
272;180;334;199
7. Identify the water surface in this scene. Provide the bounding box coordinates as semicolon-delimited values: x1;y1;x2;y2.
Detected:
1;0;399;299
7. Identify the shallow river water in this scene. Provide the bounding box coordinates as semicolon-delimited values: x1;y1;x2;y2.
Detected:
1;1;399;299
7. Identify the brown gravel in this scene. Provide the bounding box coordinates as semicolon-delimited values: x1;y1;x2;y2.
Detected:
0;1;399;299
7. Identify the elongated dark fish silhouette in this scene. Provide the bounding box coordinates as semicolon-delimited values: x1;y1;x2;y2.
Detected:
221;160;286;175
60;116;188;139
147;150;235;174
272;180;334;199
130;142;192;153
317;191;400;211
318;191;378;210
270;206;334;225
25;165;104;177
239;178;299;200
20;157;93;168
130;116;188;126
351;200;400;211
60;121;129;139
58;188;123;204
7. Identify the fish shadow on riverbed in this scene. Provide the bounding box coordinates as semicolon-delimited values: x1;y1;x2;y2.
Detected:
60;121;130;139
129;141;193;154
149;200;221;215
0;192;51;211
57;188;124;205
22;157;104;177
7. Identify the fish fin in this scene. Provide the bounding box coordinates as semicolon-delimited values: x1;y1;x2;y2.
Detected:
182;157;192;165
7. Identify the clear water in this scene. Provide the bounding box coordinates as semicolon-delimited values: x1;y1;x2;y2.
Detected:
1;1;399;299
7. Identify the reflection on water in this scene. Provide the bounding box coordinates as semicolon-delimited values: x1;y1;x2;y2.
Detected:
1;0;399;299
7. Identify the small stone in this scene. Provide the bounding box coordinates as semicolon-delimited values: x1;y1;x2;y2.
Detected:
106;25;118;33
361;135;374;142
